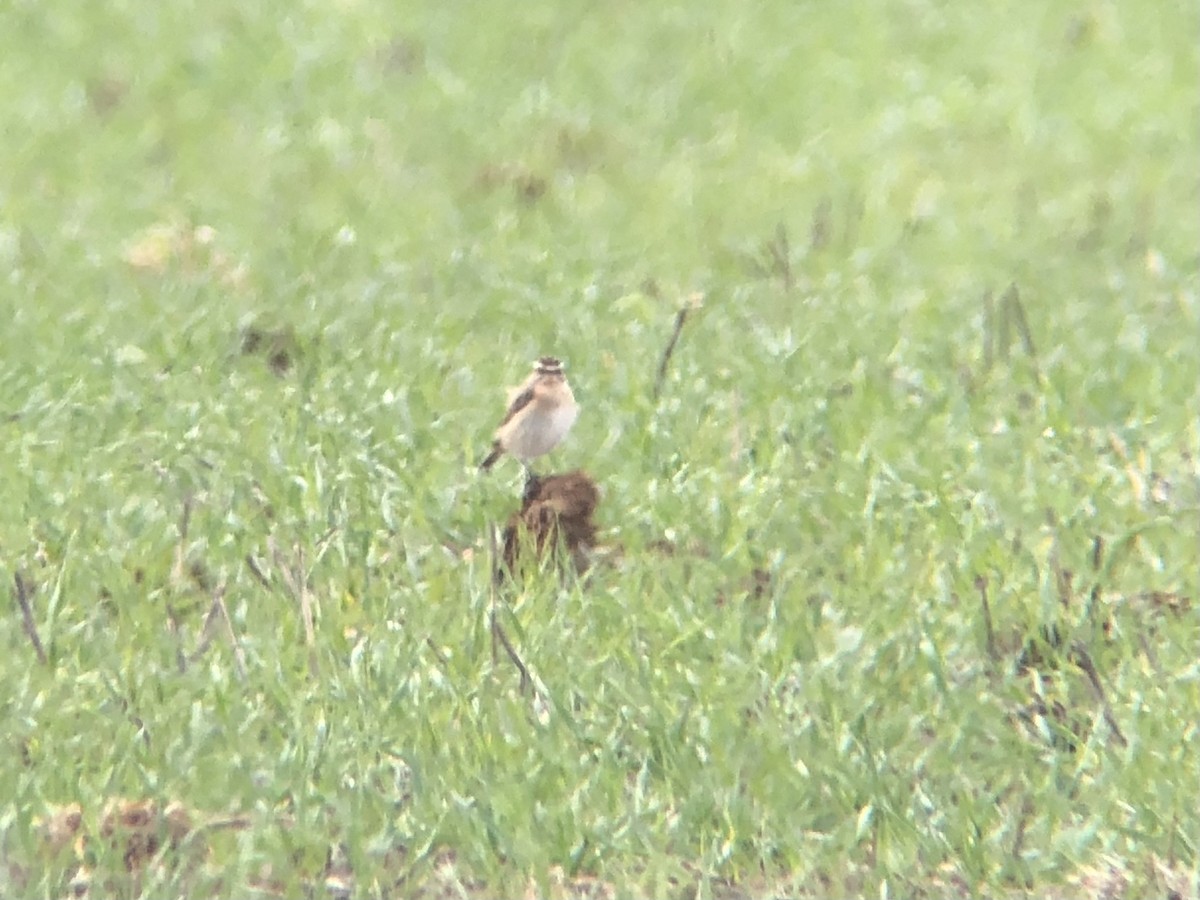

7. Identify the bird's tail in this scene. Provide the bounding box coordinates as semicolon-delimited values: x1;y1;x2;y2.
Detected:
479;442;504;471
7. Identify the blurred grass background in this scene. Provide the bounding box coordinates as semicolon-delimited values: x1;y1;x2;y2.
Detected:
1;1;1198;897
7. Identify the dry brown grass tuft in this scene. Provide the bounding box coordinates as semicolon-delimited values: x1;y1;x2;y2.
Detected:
501;471;600;579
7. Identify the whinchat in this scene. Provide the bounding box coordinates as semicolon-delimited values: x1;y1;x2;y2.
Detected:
480;356;579;474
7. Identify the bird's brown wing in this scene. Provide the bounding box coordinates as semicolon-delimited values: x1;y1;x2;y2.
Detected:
496;385;536;428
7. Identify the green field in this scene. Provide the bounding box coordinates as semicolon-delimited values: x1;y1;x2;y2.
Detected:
2;1;1198;897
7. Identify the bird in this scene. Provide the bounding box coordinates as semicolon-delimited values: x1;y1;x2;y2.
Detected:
479;356;579;477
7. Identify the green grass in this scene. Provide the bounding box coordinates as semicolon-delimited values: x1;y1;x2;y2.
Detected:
2;0;1198;897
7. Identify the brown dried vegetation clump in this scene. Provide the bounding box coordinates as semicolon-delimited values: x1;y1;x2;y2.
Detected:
97;798;196;872
240;322;300;375
501;471;600;579
19;797;251;897
122;220;249;290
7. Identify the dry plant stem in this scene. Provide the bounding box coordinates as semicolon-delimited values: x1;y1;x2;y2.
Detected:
1070;642;1129;747
215;591;249;681
1005;283;1039;363
313;526;339;563
484;520;533;693
976;575;999;663
271;539;319;678
1087;534;1105;611
189;584;247;681
493;618;532;695
424;637;451;671
653;303;692;401
13;572;48;665
191;813;253;838
489;524;500;665
189;588;226;664
244;553;272;589
297;552;318;679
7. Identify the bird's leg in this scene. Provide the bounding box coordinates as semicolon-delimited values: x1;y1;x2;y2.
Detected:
522;463;542;502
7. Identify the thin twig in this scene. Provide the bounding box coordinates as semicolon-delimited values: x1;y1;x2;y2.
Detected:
484;523;534;694
295;548;318;679
188;596;222;665
188;583;245;681
214;588;248;681
1070;642;1128;748
975;575;998;663
489;524;500;665
272;539;318;678
189;812;255;839
1088;535;1104;610
493;618;532;695
313;526;339;563
14;573;48;665
244;554;272;589
652;293;702;401
653;308;689;401
424;637;451;671
1005;283;1039;364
